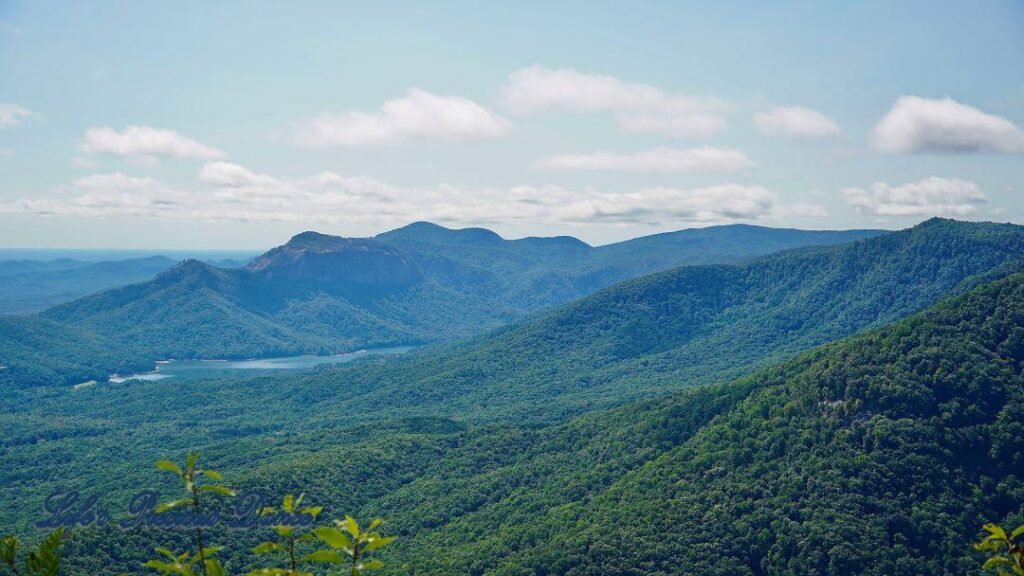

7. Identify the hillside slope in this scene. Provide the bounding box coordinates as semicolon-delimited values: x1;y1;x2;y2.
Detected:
370;270;1024;576
271;218;1024;423
37;223;883;364
53;270;1024;576
0;316;151;387
0;255;248;314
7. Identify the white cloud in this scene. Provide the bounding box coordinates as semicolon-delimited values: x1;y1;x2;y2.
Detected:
72;172;164;191
6;172;192;217
294;88;510;147
0;104;34;127
1;163;815;227
872;96;1024;154
534;146;754;174
842;177;986;218
501;65;726;138
753;106;840;139
200;161;279;188
81;125;227;160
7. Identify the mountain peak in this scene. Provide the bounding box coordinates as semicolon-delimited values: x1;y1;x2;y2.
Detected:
155;258;234;289
377;221;503;245
247;233;422;288
282;231;358;251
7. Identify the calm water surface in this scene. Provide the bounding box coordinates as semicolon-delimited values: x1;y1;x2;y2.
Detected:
109;347;413;383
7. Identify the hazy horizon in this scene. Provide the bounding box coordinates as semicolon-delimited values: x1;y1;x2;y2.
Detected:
0;217;910;254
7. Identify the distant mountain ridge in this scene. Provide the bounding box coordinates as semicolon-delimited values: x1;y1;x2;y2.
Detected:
28;222;882;373
267;217;1024;424
0;255;250;314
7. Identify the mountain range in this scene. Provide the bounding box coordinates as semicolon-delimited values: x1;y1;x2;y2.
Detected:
2;222;881;387
0;255;249;315
2;218;1018;575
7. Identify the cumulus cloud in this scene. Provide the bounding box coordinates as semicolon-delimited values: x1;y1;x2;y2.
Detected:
0;163;815;227
5;172;192;217
0;103;34;127
842;177;986;218
872;96;1024;154
81;125;227;160
294;88;510;147
753;106;840;139
501;65;726;138
199;161;279;188
534;147;754;174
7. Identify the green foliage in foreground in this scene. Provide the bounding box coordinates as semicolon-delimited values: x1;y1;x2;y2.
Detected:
1;530;64;576
976;523;1024;575
0;455;393;576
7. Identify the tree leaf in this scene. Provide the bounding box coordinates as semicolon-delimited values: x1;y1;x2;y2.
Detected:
983;556;1013;569
312;528;352;552
156;461;183;475
198;486;236;497
299;550;345;564
154;547;177;560
363;536;393;552
359;559;384;571
204;559;225;576
1010;525;1024;540
155;498;192;513
301;506;323;519
144;560;171;573
283;494;294;514
252;542;284;554
984;524;1009;540
342;516;360;538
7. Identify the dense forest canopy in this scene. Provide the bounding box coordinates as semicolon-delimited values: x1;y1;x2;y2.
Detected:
18;263;1024;576
1;219;1022;575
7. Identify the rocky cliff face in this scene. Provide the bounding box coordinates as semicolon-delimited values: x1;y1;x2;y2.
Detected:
247;231;423;288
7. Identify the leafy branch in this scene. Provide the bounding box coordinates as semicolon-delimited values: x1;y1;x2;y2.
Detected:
308;516;393;576
151;453;235;576
0;530;64;576
975;522;1024;576
248;494;323;576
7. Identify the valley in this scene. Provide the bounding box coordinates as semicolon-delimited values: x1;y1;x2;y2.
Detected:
1;222;881;389
1;219;1023;575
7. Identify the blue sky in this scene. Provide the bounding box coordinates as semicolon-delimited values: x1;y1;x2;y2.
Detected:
1;0;1022;248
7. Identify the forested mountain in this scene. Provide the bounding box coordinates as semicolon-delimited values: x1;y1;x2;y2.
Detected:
0;316;151;387
0;255;248;314
363;270;1024;575
237;217;1024;423
32;223;881;366
36;257;1024;576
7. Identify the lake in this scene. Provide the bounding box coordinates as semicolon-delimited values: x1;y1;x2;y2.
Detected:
108;346;414;383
